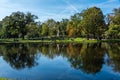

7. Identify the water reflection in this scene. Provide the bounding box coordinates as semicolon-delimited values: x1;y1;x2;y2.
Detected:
67;43;105;74
106;43;120;72
0;43;39;69
0;42;120;74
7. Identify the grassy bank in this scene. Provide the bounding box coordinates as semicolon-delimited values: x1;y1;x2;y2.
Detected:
0;38;120;43
0;78;12;80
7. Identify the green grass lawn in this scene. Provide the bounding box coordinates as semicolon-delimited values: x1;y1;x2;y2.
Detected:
0;78;12;80
0;38;119;43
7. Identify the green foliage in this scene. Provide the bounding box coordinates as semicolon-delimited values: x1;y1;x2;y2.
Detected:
81;7;106;39
66;21;75;37
1;11;38;39
112;8;120;25
105;24;120;38
0;7;120;40
105;7;120;39
26;22;39;38
66;13;82;37
47;19;56;36
59;19;69;36
41;23;49;36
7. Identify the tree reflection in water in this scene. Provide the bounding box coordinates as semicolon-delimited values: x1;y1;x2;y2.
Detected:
0;42;119;74
106;43;120;72
0;43;39;70
66;43;105;74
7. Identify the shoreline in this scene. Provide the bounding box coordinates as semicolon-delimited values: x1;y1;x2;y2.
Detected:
0;39;119;44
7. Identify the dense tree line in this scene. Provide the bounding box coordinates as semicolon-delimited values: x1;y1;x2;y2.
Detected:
0;6;120;40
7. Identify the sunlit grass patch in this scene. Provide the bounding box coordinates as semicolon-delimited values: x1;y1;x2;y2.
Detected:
0;78;13;80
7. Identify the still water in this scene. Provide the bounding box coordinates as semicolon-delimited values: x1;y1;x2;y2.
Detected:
0;43;120;80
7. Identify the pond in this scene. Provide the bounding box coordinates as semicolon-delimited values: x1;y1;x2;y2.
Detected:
0;42;120;80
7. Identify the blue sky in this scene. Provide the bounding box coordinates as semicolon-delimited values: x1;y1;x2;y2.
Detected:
0;0;120;22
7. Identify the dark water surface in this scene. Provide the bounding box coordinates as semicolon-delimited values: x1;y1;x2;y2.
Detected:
0;43;120;80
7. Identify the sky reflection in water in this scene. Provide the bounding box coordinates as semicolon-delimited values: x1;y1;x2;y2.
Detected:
0;43;120;80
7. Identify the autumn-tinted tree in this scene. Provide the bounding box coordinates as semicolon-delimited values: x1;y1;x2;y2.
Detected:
71;13;83;37
66;21;75;37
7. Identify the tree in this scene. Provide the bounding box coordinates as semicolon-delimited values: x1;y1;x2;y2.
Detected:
66;21;76;37
37;21;42;37
70;13;83;37
46;19;56;37
20;12;38;39
105;7;120;39
1;11;38;39
26;22;39;38
2;16;19;39
41;19;57;37
59;19;69;36
81;7;106;40
41;23;49;36
105;24;120;39
0;21;2;28
56;22;60;37
66;13;83;38
112;8;120;25
0;21;4;38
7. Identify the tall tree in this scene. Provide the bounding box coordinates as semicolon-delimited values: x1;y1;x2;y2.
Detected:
71;13;83;37
20;12;38;39
1;11;38;39
46;19;56;37
66;21;76;37
60;19;69;36
2;15;19;39
81;7;106;40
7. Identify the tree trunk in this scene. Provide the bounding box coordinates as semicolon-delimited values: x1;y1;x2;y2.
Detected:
87;34;89;40
93;34;96;39
22;36;24;40
57;28;60;37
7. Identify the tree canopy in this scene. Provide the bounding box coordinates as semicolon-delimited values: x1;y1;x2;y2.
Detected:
0;7;120;40
81;7;106;39
1;11;38;39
